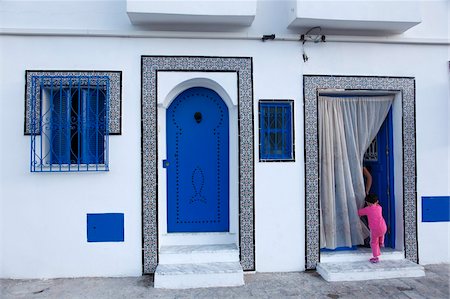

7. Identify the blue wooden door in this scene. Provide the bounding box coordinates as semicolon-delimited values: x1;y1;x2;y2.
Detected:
166;87;229;232
364;108;395;248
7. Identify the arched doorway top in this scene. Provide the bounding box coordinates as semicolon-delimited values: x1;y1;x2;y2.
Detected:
160;77;236;109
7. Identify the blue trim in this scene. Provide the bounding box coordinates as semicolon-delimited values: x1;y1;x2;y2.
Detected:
387;109;396;247
87;213;124;242
422;197;450;222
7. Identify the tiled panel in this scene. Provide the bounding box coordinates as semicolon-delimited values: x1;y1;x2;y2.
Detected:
141;56;254;273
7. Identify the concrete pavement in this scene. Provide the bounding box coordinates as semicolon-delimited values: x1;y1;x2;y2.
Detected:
1;264;449;298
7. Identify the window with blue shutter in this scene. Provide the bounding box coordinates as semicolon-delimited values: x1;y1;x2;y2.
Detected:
259;100;294;161
30;75;109;172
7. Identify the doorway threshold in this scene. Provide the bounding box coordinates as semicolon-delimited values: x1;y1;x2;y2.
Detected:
318;247;424;282
320;247;404;263
160;232;237;247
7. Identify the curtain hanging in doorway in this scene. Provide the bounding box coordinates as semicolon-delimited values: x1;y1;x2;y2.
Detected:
319;95;394;249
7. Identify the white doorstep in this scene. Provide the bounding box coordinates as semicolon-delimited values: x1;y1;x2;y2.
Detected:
159;232;237;246
159;244;239;264
320;248;404;263
154;262;244;289
317;259;425;282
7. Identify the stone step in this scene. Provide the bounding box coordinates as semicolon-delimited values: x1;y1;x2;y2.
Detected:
317;259;425;282
159;244;239;264
154;262;244;289
320;247;404;263
160;232;237;246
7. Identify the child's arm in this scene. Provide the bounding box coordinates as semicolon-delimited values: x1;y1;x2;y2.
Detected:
363;167;372;195
358;206;369;217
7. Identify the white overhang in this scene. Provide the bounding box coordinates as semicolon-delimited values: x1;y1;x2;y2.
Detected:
288;1;422;35
127;0;257;29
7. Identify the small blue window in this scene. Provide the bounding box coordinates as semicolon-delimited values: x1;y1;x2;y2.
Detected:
259;100;294;161
30;75;109;172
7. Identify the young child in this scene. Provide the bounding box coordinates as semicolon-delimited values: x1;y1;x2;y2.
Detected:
358;194;387;263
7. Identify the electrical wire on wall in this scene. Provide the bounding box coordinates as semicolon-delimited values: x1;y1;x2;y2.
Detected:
300;26;326;62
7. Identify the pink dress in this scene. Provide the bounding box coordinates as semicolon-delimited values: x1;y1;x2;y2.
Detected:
358;204;387;258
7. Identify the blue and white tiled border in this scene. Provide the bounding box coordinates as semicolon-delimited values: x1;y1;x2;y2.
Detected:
303;75;418;269
25;70;122;135
141;56;255;273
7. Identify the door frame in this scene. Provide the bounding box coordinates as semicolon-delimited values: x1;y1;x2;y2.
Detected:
304;75;418;269
141;56;255;274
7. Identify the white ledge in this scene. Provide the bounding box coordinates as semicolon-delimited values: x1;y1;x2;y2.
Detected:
127;0;257;29
288;1;422;35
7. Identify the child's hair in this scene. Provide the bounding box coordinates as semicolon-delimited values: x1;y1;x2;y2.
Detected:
365;193;378;204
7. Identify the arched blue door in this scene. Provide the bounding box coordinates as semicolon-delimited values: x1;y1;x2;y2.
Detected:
167;87;229;232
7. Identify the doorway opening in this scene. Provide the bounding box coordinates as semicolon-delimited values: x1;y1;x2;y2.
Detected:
157;80;239;248
303;75;418;270
363;107;395;248
317;91;395;254
166;87;230;233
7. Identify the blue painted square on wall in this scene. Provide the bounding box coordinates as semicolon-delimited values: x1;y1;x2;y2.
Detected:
422;197;450;222
87;213;124;242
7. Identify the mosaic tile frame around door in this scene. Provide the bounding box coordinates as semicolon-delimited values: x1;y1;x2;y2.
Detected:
303;75;418;270
141;56;255;273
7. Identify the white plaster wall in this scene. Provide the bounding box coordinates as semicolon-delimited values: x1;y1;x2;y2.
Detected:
0;36;144;278
1;1;449;41
0;0;449;279
253;41;305;272
0;36;306;278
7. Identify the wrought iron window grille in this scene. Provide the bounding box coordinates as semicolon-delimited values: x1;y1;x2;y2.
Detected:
259;100;294;161
364;138;378;161
30;75;110;172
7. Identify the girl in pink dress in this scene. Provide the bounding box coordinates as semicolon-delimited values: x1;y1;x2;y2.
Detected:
358;194;387;263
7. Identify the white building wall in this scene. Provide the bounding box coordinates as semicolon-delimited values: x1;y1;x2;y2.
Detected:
0;0;449;278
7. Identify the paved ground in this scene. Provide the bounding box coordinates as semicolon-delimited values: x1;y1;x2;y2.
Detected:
1;264;449;299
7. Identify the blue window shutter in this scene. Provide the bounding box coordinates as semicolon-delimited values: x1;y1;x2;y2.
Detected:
30;74;110;172
259;101;293;160
284;105;292;156
81;89;105;164
50;88;71;164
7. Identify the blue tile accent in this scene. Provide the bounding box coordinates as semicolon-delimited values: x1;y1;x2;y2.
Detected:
422;197;450;222
87;213;124;242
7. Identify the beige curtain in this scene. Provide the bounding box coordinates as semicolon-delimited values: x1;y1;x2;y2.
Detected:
319;95;394;249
